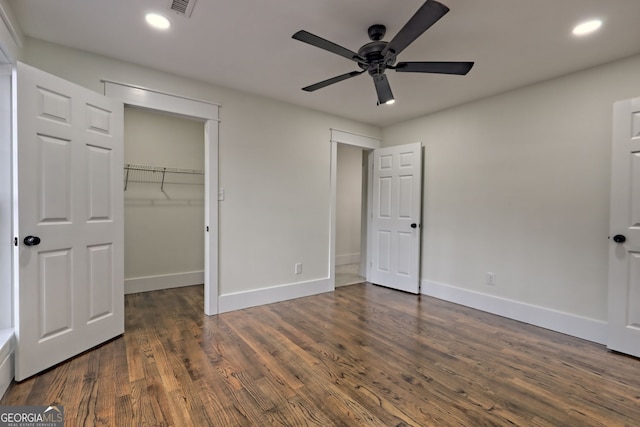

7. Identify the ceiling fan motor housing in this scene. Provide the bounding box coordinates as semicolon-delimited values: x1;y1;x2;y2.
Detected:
359;25;396;75
358;42;396;75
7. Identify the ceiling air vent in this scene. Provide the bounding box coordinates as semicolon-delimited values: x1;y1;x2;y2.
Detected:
168;0;197;18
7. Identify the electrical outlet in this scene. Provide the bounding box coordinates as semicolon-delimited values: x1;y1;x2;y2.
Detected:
218;188;225;201
486;272;496;286
295;263;302;275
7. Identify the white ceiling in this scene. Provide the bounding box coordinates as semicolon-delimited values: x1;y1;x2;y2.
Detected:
8;0;640;127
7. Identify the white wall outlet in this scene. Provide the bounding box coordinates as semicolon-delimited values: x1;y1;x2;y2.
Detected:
218;188;225;201
486;272;496;286
295;263;302;275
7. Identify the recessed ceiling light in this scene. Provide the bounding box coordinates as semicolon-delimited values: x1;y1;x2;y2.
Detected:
572;19;602;36
145;13;171;30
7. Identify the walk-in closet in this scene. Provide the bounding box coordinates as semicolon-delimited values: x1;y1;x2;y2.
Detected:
123;106;205;294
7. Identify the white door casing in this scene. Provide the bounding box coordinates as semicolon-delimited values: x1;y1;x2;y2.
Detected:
608;96;640;358
102;80;220;315
13;62;124;380
328;129;382;288
370;142;422;294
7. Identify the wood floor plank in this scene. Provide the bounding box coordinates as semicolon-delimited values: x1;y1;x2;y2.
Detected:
2;283;640;426
75;347;106;426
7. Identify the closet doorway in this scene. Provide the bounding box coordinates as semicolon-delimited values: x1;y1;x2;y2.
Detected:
123;107;205;294
104;81;219;315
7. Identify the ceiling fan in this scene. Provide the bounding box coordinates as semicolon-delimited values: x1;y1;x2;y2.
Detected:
292;0;474;105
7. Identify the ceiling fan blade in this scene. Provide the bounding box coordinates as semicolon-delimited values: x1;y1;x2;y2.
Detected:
382;0;449;57
293;30;364;63
373;74;394;105
302;70;365;92
395;61;474;75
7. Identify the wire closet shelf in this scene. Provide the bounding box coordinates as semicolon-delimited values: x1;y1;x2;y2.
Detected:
123;163;204;191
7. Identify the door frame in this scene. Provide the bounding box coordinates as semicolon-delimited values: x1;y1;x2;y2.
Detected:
103;80;220;315
0;2;20;395
329;129;381;287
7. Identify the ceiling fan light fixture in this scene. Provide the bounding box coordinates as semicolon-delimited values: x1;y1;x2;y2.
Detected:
375;84;394;106
572;19;602;36
145;13;171;30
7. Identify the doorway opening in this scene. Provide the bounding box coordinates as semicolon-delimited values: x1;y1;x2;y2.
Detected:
329;129;382;288
123;106;205;294
335;144;367;287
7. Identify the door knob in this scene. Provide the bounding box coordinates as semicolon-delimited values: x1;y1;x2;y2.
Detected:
23;235;41;246
613;234;626;243
410;223;418;229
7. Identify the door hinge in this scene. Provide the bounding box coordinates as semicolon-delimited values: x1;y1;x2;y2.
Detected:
14;237;18;246
206;226;209;232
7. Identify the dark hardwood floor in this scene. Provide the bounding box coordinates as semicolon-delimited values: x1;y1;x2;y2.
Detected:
2;283;640;426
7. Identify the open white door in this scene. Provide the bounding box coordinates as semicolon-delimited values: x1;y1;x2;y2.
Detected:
13;62;124;380
608;96;640;358
369;142;422;294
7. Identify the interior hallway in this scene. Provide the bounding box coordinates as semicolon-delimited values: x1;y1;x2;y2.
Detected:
335;263;365;287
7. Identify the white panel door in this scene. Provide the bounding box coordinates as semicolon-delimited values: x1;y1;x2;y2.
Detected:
14;62;124;380
370;142;422;293
608;97;640;358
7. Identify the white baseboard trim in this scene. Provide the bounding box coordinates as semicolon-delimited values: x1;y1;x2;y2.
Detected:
219;278;333;314
335;253;361;266
421;280;607;345
0;329;15;400
125;271;204;294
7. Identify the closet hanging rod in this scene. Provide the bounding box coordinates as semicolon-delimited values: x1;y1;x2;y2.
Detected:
124;163;204;175
123;164;204;191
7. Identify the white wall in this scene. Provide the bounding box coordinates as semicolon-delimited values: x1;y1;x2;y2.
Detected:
383;54;640;340
22;37;382;301
335;144;362;265
0;0;22;63
123;107;205;293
